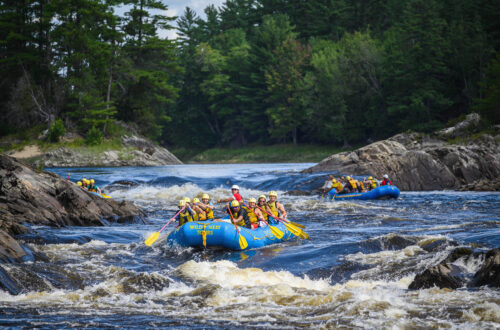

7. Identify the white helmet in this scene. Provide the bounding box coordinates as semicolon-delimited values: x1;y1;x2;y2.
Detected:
231;185;240;190
383;174;389;179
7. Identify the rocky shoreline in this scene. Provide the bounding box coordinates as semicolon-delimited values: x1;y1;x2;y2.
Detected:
303;114;500;191
8;134;182;167
0;154;144;293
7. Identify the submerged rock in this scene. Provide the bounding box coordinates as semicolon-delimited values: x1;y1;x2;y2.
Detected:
303;115;500;191
409;263;464;290
409;247;500;290
471;248;500;288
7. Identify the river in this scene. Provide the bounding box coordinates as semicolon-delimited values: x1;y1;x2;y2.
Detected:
1;163;499;328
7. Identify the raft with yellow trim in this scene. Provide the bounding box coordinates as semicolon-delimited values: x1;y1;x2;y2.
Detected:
166;220;294;251
327;185;400;200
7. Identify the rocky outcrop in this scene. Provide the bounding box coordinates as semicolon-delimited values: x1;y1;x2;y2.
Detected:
303;114;500;191
409;247;500;290
31;134;182;167
0;154;144;263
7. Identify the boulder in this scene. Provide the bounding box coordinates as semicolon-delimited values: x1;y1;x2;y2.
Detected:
438;113;480;139
0;154;144;263
409;263;464;290
471;248;500;288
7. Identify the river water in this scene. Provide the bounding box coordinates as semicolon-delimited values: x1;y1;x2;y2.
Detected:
1;163;499;328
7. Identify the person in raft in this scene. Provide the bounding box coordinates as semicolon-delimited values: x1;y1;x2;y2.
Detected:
367;176;378;190
226;200;251;229
174;199;198;226
217;185;243;204
267;191;286;224
198;193;215;220
191;198;208;221
242;198;267;229
380;174;393;186
321;175;334;194
88;179;102;194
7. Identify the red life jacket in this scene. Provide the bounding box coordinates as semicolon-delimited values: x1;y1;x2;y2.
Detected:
381;179;392;186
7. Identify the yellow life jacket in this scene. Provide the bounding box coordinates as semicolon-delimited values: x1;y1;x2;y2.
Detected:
197;211;207;221
267;201;279;217
358;181;365;191
349;179;358;190
332;182;343;192
257;204;268;220
179;210;197;226
243;206;258;223
369;179;377;189
205;206;214;220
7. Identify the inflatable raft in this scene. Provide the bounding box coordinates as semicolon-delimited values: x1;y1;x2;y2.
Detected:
166;220;295;251
327;185;400;201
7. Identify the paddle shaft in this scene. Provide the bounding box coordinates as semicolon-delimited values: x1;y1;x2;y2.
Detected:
227;207;241;234
159;206;185;233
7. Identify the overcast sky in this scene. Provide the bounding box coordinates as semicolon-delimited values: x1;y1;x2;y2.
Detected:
115;0;226;40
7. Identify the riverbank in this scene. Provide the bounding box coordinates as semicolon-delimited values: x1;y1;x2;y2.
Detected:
171;144;346;163
304;114;500;191
1;127;182;167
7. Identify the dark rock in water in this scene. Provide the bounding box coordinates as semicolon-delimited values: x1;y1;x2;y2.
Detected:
111;180;140;187
284;190;312;196
444;247;473;263
0;229;27;263
121;272;170;294
471;248;500;288
302;114;500;191
409;263;464;290
0;265;21;295
419;238;456;252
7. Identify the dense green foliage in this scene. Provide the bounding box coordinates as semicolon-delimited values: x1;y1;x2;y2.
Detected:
0;0;498;149
47;118;65;142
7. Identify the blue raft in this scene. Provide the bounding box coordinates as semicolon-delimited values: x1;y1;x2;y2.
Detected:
166;220;295;251
327;185;400;201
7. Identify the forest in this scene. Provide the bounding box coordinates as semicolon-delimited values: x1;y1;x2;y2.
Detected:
0;0;499;149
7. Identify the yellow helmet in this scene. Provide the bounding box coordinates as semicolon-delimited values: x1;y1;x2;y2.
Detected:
230;200;240;207
90;179;95;184
77;181;82;186
258;195;266;200
192;198;200;203
248;198;257;203
82;177;87;182
346;176;351;180
184;197;191;203
178;199;186;207
332;178;337;183
84;179;90;184
268;191;277;197
368;176;373;180
202;193;210;200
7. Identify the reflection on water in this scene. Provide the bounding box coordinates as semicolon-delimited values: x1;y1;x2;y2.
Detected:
0;164;499;328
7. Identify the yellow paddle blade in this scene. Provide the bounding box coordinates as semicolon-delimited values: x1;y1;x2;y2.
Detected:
238;234;248;250
269;225;284;239
299;230;309;239
283;222;302;236
100;193;111;198
290;221;305;229
144;232;160;246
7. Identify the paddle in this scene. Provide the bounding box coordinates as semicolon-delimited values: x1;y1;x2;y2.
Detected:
227;207;249;250
239;200;284;239
254;204;308;239
331;190;337;201
320;192;324;201
144;206;185;246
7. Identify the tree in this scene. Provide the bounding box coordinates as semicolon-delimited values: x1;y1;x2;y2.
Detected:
265;38;310;145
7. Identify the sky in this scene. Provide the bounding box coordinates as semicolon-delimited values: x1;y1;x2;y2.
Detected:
115;0;226;40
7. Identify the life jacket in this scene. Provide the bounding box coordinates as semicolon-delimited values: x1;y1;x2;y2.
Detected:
332;182;343;192
381;179;393;186
204;206;214;220
267;201;280;217
197;210;207;221
179;209;197;226
357;181;365;192
242;206;258;224
88;185;97;192
348;179;358;191
257;204;269;220
369;179;377;190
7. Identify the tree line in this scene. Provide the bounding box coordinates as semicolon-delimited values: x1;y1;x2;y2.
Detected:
1;0;498;148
